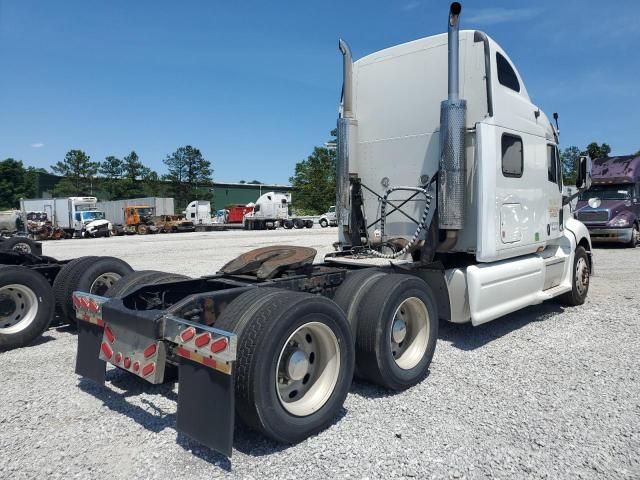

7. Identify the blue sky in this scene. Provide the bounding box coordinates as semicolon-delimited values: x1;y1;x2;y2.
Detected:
1;0;638;184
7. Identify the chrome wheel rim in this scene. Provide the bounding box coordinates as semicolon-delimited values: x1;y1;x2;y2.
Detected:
390;297;429;370
11;242;32;254
575;257;589;296
276;321;340;417
89;272;122;296
0;284;39;334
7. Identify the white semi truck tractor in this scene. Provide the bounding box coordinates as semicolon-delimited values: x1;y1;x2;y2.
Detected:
73;3;592;458
243;191;314;230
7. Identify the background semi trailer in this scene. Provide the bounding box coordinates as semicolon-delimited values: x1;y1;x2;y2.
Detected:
98;197;174;227
575;154;640;247
73;3;593;458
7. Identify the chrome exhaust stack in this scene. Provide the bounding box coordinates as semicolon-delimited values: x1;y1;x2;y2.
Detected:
438;2;466;249
337;39;356;246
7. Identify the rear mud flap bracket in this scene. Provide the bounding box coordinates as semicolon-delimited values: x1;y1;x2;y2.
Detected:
75;321;106;384
177;357;235;457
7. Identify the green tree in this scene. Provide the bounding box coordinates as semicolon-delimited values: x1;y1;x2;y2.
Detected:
163;145;212;207
23;167;48;199
99;156;124;199
123;151;144;182
289;130;336;214
51;149;99;195
140;168;163;197
560;146;580;186
0;158;26;209
585;142;611;160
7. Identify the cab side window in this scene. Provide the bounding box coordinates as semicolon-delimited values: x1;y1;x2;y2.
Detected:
547;144;563;191
496;52;520;92
547;145;557;183
502;134;523;178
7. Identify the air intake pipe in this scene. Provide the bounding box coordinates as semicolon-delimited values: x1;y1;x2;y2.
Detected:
438;2;467;251
336;39;356;246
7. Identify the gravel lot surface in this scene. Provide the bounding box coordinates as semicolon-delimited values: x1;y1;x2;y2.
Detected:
1;231;638;479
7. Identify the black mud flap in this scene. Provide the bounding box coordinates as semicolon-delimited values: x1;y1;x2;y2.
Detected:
177;358;235;457
75;322;106;384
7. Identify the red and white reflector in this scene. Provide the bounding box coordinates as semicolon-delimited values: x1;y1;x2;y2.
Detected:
100;342;113;360
194;333;211;348
143;344;157;358
104;326;115;343
210;338;228;354
180;327;196;342
142;363;155;377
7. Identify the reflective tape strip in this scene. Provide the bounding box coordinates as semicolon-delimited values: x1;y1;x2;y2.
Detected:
175;346;230;374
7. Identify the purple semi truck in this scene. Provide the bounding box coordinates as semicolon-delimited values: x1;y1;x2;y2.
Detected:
575;154;640;247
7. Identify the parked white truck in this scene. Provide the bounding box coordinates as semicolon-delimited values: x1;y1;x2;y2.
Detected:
318;206;337;227
184;200;213;225
243;191;314;229
20;197;111;238
73;3;592;458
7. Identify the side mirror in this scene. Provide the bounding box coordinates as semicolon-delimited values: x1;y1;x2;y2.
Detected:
576;155;592;190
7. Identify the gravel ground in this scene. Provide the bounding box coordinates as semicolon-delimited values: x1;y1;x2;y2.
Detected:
1;232;639;479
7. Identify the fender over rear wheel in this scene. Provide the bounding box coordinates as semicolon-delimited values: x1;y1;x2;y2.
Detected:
214;288;354;444
105;270;191;298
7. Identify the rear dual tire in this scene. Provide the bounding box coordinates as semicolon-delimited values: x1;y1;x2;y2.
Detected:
334;271;438;391
215;288;354;444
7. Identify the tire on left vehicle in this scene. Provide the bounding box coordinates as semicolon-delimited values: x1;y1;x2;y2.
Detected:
53;256;134;324
1;237;38;255
215;288;354;444
626;223;640;248
0;265;55;350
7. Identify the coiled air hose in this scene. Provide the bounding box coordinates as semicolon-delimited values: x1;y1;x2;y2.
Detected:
365;186;433;259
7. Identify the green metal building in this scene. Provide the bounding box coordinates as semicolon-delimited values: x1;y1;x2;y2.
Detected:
212;182;293;209
28;172;292;210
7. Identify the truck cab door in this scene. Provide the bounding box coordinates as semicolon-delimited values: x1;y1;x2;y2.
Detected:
544;143;563;238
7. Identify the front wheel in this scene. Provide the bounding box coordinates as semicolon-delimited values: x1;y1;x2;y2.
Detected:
215;288;354;444
319;219;328;228
558;246;590;306
626;223;639;248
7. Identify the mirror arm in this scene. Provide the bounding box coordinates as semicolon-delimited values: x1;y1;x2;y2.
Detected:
562;190;582;206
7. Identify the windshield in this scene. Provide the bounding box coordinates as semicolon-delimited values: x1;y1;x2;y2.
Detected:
579;184;632;201
328;206;335;213
137;208;154;216
82;211;105;221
